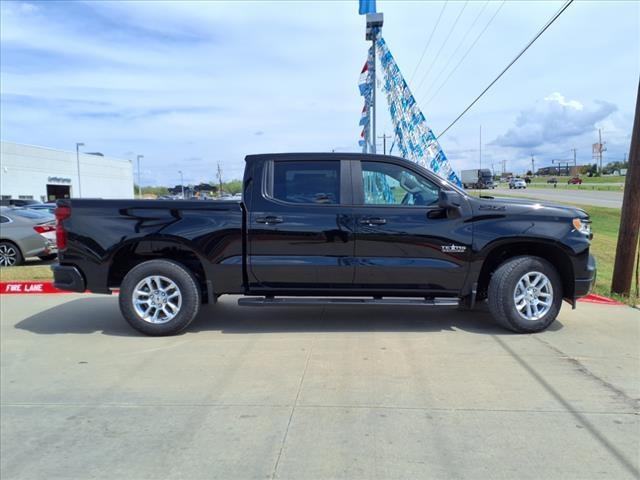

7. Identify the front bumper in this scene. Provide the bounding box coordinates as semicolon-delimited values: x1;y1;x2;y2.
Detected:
52;264;86;292
574;254;597;298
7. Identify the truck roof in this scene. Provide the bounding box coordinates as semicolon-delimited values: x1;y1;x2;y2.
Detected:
244;152;411;163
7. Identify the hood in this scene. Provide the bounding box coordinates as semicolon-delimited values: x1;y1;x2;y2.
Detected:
470;195;589;219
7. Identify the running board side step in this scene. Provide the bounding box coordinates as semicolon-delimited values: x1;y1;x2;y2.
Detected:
238;297;460;307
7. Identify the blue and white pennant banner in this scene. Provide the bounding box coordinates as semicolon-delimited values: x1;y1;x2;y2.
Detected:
375;37;462;186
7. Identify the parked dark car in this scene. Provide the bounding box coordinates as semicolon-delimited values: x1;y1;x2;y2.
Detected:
53;153;596;336
547;178;558;184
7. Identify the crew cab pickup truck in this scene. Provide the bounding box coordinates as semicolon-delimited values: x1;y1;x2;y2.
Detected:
53;153;596;336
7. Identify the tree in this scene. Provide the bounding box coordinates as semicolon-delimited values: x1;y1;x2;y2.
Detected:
586;164;598;177
222;180;242;195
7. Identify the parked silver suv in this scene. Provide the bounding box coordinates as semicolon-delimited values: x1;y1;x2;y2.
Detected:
0;207;57;266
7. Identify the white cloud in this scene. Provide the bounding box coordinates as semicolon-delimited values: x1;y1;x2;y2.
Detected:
491;93;616;150
544;92;583;111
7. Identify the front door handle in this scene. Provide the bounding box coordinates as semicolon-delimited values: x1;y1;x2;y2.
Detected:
255;215;283;224
360;217;387;226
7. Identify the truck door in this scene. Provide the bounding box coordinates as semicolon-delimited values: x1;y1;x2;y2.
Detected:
352;159;471;295
247;158;356;290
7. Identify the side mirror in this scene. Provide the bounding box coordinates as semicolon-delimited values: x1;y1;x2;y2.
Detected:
438;189;462;209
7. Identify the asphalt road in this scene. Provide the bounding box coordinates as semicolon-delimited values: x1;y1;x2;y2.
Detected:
492;187;623;208
1;294;639;479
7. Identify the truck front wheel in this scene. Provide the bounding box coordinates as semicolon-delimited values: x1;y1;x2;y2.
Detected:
488;256;562;333
119;259;201;336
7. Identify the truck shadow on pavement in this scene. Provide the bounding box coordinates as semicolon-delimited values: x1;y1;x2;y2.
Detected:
15;296;564;337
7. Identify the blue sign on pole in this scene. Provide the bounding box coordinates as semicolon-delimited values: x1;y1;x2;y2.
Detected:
358;0;376;15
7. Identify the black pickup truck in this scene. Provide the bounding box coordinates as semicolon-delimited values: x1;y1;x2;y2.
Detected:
53;153;596;336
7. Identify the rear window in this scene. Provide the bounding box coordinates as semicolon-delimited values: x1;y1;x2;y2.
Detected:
272;161;340;205
9;209;53;220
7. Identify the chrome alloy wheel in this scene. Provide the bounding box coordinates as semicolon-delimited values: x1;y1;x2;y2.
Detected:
132;275;182;324
513;271;553;321
0;244;18;266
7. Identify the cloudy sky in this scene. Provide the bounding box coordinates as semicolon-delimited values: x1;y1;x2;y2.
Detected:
1;0;638;185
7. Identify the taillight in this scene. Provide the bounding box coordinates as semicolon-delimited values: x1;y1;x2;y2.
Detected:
33;224;56;234
55;205;71;250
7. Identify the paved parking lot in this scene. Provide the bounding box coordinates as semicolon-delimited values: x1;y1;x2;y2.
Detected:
1;294;639;479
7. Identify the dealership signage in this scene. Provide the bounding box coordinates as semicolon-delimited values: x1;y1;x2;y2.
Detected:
47;176;72;184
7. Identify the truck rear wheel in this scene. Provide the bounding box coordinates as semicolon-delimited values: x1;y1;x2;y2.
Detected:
488;256;562;333
119;259;201;336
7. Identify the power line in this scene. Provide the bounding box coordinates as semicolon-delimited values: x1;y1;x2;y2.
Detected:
408;1;447;84
423;0;506;109
415;1;469;93
437;0;574;139
420;0;490;101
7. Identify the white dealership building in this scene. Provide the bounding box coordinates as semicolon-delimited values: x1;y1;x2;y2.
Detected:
0;141;134;202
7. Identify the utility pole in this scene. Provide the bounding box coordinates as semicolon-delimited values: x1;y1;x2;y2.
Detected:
217;163;223;196
531;153;535;175
136;154;143;198
479;125;482;172
178;170;184;199
75;142;84;198
612;81;640;296
377;133;391;155
597;129;607;174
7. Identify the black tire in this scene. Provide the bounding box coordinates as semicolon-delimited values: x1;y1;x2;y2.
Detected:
0;241;23;267
38;254;57;261
118;259;201;336
488;256;563;333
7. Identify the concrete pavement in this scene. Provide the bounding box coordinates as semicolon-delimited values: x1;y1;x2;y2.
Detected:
1;294;639;479
492;187;623;208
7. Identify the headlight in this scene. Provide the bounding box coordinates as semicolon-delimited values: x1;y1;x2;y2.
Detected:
572;218;591;236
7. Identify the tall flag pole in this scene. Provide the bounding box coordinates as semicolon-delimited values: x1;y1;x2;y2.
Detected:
356;0;461;186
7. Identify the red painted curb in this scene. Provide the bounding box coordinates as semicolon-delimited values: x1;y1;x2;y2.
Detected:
0;281;69;294
578;293;626;306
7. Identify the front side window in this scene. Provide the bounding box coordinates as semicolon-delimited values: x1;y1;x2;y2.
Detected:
0;216;9;223
361;161;439;206
272;160;340;205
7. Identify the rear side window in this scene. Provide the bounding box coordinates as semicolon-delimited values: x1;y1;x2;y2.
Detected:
272;161;340;205
0;216;9;223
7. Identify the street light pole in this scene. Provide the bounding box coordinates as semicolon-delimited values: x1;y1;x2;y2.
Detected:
75;142;84;198
136;155;144;198
178;170;184;199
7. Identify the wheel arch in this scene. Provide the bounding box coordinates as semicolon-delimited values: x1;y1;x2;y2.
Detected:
107;238;212;302
476;240;575;302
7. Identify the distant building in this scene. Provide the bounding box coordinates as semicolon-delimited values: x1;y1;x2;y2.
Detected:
536;165;587;176
0;141;134;202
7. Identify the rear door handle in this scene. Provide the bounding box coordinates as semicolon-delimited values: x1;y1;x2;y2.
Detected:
359;217;387;226
255;216;283;224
